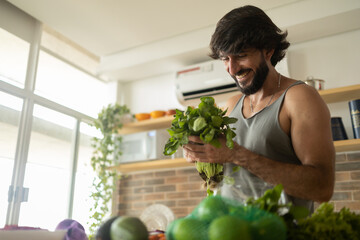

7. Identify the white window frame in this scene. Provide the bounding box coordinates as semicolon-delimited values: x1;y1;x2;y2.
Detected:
0;0;102;226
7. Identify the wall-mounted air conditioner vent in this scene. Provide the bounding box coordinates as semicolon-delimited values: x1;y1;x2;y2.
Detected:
175;60;238;106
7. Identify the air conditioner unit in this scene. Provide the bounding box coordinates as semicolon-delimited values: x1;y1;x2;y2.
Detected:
175;60;238;106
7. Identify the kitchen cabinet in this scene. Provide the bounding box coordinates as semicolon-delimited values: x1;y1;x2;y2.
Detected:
113;84;360;173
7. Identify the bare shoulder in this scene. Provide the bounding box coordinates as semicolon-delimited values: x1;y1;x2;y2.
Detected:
284;80;330;118
285;81;326;104
225;94;242;115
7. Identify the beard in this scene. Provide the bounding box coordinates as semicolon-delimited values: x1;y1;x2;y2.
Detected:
231;55;269;95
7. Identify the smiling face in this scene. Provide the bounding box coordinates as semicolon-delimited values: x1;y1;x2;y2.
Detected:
220;49;270;95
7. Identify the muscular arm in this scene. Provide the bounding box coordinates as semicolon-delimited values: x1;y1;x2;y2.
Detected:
183;85;335;202
265;84;335;202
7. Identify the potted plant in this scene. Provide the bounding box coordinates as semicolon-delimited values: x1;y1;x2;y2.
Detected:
88;103;131;238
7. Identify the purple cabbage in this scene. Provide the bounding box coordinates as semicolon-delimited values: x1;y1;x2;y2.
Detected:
55;219;88;240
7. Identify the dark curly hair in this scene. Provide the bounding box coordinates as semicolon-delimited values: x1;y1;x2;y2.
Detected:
209;5;290;66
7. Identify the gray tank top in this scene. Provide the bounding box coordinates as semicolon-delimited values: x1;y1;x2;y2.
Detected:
220;81;314;212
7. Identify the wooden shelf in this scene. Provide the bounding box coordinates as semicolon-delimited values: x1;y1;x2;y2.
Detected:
334;139;360;152
319;84;360;104
110;139;360;174
112;139;360;173
110;158;192;173
118;115;174;134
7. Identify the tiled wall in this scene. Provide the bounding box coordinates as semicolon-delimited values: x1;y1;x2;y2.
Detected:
117;151;360;218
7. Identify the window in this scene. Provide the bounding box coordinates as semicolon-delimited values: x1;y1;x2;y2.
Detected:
0;92;23;227
71;123;101;233
0;28;29;88
1;2;115;233
35;50;110;118
19;105;76;229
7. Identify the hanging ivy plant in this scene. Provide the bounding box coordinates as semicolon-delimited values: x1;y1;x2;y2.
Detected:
88;103;131;238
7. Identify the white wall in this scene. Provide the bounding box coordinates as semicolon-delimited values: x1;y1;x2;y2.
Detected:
288;29;360;88
121;29;360;139
121;72;183;114
288;29;360;138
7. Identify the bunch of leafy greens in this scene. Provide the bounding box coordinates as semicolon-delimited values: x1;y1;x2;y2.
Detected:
246;184;360;240
287;202;360;240
163;96;238;195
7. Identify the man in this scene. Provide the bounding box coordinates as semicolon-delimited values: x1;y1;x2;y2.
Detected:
182;5;335;212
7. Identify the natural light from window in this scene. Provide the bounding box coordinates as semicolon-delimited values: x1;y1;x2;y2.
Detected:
35;50;111;118
0;28;29;88
0;12;113;232
0;92;23;228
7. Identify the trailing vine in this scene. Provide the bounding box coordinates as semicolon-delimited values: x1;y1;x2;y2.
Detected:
88;103;131;238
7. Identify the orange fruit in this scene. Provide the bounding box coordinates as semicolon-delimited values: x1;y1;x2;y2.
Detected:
135;113;151;121
150;110;166;118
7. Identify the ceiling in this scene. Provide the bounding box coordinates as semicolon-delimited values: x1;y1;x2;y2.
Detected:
6;0;360;82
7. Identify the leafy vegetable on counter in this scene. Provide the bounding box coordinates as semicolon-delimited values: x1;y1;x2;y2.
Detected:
163;96;238;195
287;202;360;240
246;184;360;240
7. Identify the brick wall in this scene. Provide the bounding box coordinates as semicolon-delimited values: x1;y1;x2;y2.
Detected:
116;151;360;218
328;151;360;213
117;167;207;219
